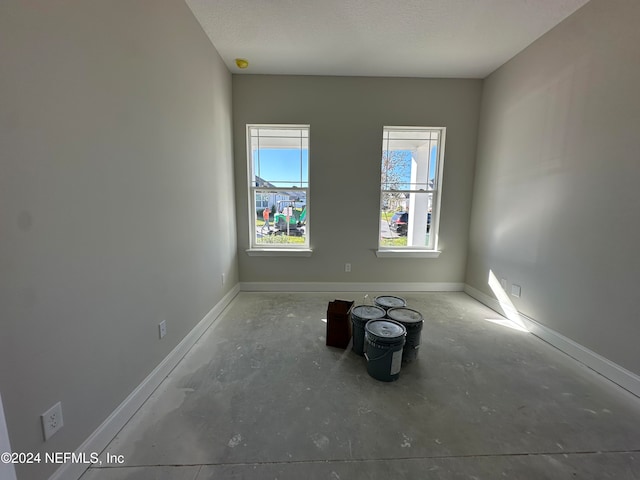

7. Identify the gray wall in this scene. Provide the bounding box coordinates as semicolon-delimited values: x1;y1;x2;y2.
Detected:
466;0;640;375
0;1;237;479
233;75;482;284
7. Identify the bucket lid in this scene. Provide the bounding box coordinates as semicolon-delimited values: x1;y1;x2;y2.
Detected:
374;295;407;308
387;307;424;324
365;319;406;340
352;305;386;320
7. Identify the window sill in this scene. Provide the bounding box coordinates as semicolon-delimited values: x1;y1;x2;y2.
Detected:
246;248;313;257
375;249;441;258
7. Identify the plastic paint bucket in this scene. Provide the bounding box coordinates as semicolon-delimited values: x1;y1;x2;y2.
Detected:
386;307;424;363
350;305;386;356
374;295;407;311
364;319;406;382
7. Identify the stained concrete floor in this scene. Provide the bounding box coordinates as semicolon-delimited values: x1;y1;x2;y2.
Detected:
80;292;640;479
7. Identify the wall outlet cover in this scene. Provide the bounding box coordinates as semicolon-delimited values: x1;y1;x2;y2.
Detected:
41;402;63;441
159;320;167;339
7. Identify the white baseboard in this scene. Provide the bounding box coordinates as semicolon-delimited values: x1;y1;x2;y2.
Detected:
240;282;465;292
463;284;512;317
464;284;640;398
49;284;241;480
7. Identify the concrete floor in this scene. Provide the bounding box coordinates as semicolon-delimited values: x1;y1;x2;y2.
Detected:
80;292;640;479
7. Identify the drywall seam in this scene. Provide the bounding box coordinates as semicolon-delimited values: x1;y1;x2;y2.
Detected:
240;282;465;292
48;284;241;480
464;284;640;399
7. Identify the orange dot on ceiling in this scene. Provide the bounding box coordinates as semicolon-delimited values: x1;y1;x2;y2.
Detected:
235;58;249;69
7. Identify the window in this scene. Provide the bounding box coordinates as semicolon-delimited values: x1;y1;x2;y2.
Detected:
378;126;445;254
247;125;310;251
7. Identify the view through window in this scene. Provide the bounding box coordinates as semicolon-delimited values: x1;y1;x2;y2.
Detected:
247;125;309;249
379;126;445;250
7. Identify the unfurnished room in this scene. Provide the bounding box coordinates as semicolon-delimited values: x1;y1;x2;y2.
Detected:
1;1;640;479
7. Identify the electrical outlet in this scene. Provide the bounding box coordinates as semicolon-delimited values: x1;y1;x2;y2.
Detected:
345;263;351;273
159;320;167;339
221;273;226;286
41;402;63;441
500;278;507;290
511;284;522;298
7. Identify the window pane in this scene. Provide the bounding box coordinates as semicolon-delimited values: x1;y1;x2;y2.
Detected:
253;189;307;246
380;192;433;248
384;129;439;141
428;143;438;185
381;149;411;190
251;127;308;138
381;148;431;191
250;127;309;188
385;131;436;151
253;148;309;188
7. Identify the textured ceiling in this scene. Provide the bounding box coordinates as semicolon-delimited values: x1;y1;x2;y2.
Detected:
185;0;590;78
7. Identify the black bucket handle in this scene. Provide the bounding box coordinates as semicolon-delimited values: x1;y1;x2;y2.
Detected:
365;346;400;363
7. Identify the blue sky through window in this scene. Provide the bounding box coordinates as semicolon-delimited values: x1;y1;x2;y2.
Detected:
253;144;436;188
253;148;309;187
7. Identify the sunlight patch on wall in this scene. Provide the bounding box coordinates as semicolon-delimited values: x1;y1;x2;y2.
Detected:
486;270;528;333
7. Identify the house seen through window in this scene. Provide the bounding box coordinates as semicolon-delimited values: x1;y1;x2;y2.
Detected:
247;125;309;249
379;126;445;250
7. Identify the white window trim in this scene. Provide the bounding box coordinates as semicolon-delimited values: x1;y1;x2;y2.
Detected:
377;126;446;257
246;248;313;257
375;249;441;258
246;124;311;254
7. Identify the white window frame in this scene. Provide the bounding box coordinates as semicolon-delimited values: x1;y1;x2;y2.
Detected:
377;126;446;258
246;124;311;255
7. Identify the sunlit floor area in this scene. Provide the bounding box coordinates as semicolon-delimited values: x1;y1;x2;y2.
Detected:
80;292;640;479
